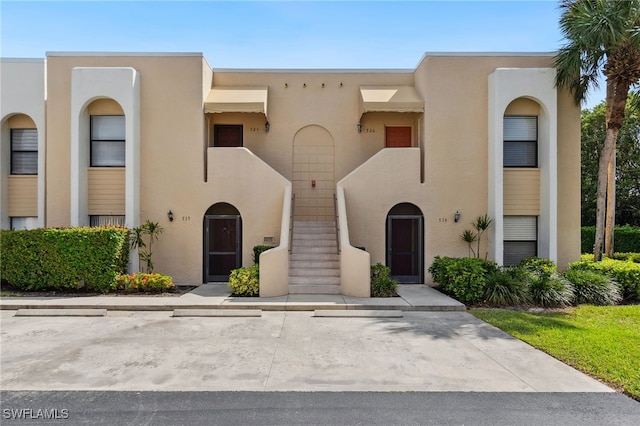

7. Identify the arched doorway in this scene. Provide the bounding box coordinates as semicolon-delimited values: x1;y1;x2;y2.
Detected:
292;125;335;221
386;203;423;283
203;203;242;282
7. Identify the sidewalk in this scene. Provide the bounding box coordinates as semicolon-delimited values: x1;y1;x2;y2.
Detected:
0;284;466;312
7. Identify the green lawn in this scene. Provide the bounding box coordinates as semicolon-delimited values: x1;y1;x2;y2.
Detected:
471;305;640;401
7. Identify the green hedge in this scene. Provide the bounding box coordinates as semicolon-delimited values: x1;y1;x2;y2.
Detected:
228;264;260;296
0;227;129;293
428;256;498;305
570;255;640;300
370;263;398;297
252;245;274;265
581;226;640;253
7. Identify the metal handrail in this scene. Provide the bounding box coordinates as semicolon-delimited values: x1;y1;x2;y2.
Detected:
334;193;341;254
289;193;295;254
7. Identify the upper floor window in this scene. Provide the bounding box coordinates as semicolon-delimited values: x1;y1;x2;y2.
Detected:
91;115;125;167
503;116;537;167
11;129;38;175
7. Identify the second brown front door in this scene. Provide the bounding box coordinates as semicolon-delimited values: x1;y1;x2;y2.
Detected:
385;126;412;148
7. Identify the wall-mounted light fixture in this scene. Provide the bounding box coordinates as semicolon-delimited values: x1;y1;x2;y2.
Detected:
322;83;325;88
357;122;362;133
303;83;306;88
454;211;461;223
284;83;288;88
265;121;270;133
168;210;174;222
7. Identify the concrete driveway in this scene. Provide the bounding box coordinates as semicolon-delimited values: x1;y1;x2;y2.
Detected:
0;310;612;392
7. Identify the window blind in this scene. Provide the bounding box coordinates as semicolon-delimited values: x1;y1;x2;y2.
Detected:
91;116;125;167
503;116;537;167
11;129;38;174
504;216;537;241
503;116;537;140
90;215;125;227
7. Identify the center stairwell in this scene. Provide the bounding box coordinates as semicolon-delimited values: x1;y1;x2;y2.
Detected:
288;221;341;294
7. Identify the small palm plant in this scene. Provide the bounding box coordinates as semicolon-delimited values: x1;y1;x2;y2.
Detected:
472;214;493;260
460;214;493;259
130;220;164;273
460;229;477;258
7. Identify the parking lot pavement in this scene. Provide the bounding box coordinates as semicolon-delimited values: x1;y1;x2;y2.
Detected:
0;310;612;393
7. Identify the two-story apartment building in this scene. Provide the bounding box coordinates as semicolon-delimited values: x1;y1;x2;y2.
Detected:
0;52;580;297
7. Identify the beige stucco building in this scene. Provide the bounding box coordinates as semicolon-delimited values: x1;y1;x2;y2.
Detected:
0;52;581;297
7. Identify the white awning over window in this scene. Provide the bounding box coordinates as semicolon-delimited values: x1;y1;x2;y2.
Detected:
359;86;424;116
204;87;268;118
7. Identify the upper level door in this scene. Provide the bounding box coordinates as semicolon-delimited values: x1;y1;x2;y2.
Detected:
385;126;412;148
214;125;243;147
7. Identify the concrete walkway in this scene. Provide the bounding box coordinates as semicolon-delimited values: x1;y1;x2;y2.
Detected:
0;284;465;312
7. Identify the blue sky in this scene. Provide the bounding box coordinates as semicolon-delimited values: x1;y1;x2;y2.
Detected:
1;0;604;108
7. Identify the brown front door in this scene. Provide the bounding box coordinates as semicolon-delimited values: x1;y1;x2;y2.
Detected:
385;126;412;148
214;125;243;147
205;215;241;281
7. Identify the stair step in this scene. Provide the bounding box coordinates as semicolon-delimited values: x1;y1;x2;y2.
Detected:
294;221;336;226
290;260;340;269
289;276;341;286
290;254;339;262
291;239;337;247
288;284;341;295
292;233;337;240
291;246;338;254
289;268;340;277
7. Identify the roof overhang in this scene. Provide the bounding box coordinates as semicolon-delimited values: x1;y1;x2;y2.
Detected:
359;86;424;117
204;86;268;117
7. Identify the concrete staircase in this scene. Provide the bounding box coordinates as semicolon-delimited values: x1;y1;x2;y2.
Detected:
289;221;341;294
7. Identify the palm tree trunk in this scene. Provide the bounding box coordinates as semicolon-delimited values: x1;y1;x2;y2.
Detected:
605;153;616;257
594;79;628;261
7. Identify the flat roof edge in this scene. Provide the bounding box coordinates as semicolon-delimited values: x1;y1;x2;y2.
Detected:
212;68;415;74
0;58;45;63
46;52;203;57
421;51;555;57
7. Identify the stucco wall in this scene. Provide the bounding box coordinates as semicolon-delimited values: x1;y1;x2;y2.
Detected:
0;59;46;229
32;52;581;285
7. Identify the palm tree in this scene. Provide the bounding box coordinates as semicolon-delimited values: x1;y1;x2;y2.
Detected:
555;0;640;260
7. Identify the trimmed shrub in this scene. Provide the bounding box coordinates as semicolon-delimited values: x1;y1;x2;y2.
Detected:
228;264;259;296
581;225;640;253
520;257;557;276
1;227;129;293
116;273;174;293
370;263;398;297
252;245;274;265
563;268;621;306
569;257;640;300
528;272;574;308
611;252;640;263
428;256;498;305
484;267;531;306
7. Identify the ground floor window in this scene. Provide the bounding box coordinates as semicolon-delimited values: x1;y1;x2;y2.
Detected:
90;215;125;227
10;217;38;230
503;215;537;266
